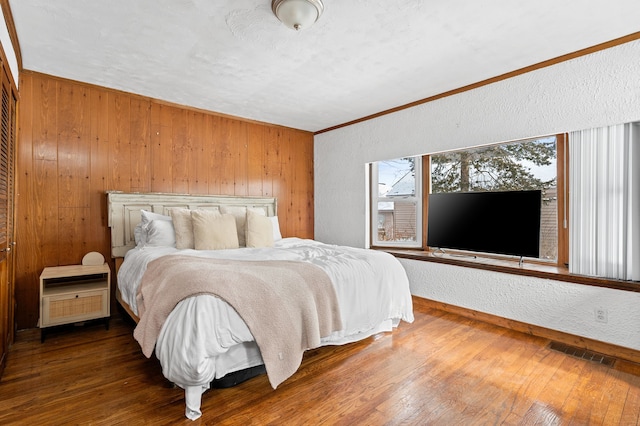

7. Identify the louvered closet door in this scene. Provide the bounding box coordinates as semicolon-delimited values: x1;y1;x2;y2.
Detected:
0;64;16;377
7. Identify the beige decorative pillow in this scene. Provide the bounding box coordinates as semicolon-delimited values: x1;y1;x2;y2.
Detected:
191;210;239;250
246;210;274;248
220;205;248;246
169;208;194;249
245;207;265;238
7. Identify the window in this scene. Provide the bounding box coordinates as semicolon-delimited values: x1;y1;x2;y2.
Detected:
568;122;640;280
430;136;558;260
371;136;563;264
371;156;422;247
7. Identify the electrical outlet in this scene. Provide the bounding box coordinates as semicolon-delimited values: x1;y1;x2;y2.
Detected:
595;307;608;323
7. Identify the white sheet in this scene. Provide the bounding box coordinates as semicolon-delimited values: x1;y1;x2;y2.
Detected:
117;238;414;419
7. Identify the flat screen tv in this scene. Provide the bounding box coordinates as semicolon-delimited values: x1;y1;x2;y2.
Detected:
427;190;542;258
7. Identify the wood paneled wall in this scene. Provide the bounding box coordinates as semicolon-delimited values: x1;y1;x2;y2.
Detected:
15;71;314;329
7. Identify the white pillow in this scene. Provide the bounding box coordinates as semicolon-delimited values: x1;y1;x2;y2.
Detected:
191;210;239;250
246;210;274;248
270;216;283;241
145;219;176;247
141;209;171;224
135;210;172;246
134;223;146;246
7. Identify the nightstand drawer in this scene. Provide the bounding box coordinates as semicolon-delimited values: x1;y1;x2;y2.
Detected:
41;288;109;327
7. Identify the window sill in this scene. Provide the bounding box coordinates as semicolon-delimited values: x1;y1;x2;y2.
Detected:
380;248;640;293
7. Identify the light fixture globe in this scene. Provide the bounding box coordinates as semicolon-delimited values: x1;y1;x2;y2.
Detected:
272;0;324;31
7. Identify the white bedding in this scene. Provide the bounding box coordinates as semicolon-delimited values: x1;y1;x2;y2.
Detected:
117;237;414;420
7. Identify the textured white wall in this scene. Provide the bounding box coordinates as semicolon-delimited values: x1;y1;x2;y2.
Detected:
314;39;640;350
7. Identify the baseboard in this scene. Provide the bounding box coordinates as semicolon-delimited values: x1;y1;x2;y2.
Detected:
412;296;640;366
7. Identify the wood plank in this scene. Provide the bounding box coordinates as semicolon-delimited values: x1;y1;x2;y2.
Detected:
429;330;544;423
128;98;151;193
57;82;90;209
233;120;248;196
291;130;313;238
57;207;92;265
30;74;60;273
263;127;282;199
187;110;208;194
476;340;567;424
88;89;111;250
277;129;291;237
602;368;634;423
619;374;640;425
204;114;220;195
14;73;37;330
31;73;58;162
149;103;171;193
88;88;114;304
246;122;264;196
217;116;236;195
169;106;189;194
2;297;640;424
107;93;131;192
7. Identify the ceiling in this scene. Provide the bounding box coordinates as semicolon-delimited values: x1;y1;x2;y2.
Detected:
8;0;640;133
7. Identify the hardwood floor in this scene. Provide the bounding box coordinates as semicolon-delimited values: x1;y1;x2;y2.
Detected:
1;297;640;425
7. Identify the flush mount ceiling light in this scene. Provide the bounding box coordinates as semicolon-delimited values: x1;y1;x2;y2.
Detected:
271;0;324;31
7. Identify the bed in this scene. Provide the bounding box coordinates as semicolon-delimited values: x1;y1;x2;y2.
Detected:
107;191;414;420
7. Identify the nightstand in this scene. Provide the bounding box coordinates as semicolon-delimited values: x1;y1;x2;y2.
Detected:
39;263;111;342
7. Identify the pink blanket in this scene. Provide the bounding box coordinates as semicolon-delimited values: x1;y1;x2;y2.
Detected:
133;255;343;388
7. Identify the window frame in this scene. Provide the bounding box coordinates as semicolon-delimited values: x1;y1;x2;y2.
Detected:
370;157;423;249
370;134;569;269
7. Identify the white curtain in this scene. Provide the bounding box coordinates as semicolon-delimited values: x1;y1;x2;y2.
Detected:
569;122;640;281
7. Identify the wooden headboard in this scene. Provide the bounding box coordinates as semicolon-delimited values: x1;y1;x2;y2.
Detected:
107;191;277;258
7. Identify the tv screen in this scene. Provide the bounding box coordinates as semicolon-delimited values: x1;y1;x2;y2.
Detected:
427;190;542;258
